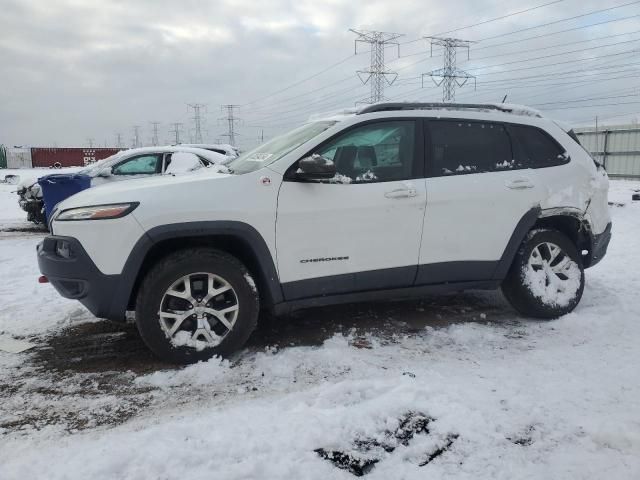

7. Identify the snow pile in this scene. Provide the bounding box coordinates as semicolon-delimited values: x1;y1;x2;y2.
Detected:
0;180;639;479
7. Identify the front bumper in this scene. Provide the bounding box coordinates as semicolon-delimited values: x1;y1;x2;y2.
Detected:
37;236;126;320
589;222;612;267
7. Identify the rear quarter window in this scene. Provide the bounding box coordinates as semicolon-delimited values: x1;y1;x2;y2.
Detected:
510;125;568;168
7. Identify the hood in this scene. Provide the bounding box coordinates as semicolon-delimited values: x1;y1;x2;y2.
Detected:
56;167;231;211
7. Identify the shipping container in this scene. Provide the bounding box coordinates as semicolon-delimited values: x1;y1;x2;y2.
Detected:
30;148;121;168
7;148;32;169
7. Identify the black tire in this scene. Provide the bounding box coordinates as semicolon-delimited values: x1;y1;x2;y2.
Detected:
502;229;584;319
135;248;259;364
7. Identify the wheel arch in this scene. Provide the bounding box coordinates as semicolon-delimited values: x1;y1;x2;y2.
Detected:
493;207;594;281
120;221;283;315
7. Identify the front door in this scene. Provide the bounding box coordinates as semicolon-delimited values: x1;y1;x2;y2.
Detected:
276;119;427;300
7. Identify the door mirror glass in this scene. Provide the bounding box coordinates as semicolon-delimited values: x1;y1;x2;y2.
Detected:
296;154;336;180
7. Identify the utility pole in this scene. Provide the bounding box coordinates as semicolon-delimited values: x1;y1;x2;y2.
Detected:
132;125;142;148
115;132;123;148
422;37;475;102
187;103;206;143
150;121;161;146
220;105;242;146
169;122;184;144
350;29;403;104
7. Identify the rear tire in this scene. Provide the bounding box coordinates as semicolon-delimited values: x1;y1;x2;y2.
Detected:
502;229;584;319
135;248;259;364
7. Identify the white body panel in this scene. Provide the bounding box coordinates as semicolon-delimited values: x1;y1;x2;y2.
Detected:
276;180;426;283
52;169;280;276
51;212;146;275
421;170;541;265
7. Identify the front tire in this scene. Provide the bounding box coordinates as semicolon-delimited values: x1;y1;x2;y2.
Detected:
135;248;259;364
502;229;584;319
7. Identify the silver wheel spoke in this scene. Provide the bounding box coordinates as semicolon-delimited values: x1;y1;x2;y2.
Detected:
160;311;191;336
529;247;544;267
551;256;571;275
202;274;232;303
166;278;193;301
159;272;239;348
547;244;561;263
204;305;238;329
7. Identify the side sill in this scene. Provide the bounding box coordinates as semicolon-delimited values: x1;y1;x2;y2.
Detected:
272;280;500;316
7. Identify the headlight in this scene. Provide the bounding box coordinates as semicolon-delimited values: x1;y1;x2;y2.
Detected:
56;203;139;221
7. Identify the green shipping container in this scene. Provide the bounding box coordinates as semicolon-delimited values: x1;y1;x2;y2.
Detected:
0;145;7;169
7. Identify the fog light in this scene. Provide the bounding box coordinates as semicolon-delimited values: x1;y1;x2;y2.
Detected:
56;240;72;259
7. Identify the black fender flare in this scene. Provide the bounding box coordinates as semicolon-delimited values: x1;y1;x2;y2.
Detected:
108;221;283;320
492;206;541;281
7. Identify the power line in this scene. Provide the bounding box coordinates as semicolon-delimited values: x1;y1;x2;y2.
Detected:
476;0;640;42
132;126;141;148
243;54;360;106
422;37;475;101
430;0;566;37
472;14;640;53
350;29;404;104
220;105;242;146
244;10;640;118
169;122;184;144
187;103;206;143
149;121;161;146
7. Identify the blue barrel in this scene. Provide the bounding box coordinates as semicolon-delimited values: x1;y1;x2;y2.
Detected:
38;174;92;222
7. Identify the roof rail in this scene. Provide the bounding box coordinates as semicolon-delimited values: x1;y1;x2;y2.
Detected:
357;102;542;117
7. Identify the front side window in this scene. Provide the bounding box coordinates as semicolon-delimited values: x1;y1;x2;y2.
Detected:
313;120;415;183
511;125;568;168
429;121;516;176
228;121;336;174
112;154;160;175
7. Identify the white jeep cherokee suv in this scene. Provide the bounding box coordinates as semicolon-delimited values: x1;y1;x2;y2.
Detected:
38;103;611;364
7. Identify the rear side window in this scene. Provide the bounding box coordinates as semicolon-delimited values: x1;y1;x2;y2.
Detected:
429;121;516;176
510;125;568;168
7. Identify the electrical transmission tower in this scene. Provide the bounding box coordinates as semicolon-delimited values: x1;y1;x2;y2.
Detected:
149;121;161;146
86;137;95;148
220;105;242;147
350;29;403;104
132;125;142;148
422;37;476;102
187;103;206;143
169;122;184;144
115;132;123;148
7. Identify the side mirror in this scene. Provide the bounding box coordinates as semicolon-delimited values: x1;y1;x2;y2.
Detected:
296;154;336;181
97;167;112;178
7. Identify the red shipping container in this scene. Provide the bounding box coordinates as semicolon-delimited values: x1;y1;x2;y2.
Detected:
30;148;121;168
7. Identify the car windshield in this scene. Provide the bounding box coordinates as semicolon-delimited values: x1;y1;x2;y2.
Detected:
227;121;336;174
79;152;126;175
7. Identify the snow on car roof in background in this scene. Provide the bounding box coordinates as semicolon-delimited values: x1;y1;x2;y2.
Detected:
80;146;228;176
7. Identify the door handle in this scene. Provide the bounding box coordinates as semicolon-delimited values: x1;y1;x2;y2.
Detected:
385;186;417;199
506;178;534;190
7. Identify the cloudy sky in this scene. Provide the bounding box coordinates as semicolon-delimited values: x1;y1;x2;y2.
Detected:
1;0;639;148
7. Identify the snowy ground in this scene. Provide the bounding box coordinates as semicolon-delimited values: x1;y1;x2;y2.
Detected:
0;172;639;479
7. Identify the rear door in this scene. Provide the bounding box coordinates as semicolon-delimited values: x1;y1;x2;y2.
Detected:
418;119;542;284
276;119;427;300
